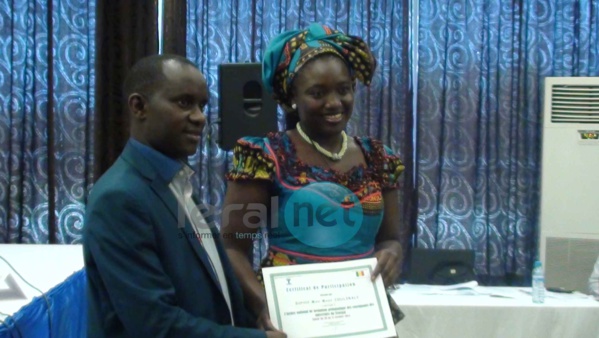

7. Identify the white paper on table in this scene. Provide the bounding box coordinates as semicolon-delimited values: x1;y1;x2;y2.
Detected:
262;257;396;338
399;280;480;296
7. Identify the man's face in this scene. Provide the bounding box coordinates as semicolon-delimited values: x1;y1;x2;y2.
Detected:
139;60;208;160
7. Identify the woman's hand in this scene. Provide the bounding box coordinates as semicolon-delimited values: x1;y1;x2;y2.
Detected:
371;245;402;287
373;189;404;287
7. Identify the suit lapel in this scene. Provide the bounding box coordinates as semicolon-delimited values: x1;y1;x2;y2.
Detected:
121;144;221;291
152;180;223;291
195;196;246;315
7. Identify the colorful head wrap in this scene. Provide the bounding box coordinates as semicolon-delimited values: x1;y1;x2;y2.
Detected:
262;23;377;110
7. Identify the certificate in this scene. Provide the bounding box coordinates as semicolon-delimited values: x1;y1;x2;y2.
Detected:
262;257;397;338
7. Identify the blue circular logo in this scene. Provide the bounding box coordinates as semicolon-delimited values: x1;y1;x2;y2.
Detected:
283;182;363;248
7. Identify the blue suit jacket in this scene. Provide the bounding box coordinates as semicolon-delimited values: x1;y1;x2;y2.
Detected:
83;142;265;338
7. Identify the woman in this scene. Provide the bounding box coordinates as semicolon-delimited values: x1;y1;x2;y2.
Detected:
222;23;405;329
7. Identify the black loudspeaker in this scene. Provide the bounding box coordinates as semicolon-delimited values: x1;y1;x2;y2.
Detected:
218;63;278;150
406;248;476;285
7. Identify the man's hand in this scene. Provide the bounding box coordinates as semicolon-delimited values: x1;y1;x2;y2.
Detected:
371;247;401;287
256;307;276;330
257;307;286;337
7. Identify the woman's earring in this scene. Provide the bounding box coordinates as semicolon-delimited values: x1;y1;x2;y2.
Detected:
291;103;297;110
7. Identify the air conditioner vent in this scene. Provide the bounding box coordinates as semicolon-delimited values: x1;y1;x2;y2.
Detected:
551;85;599;123
545;237;599;293
540;77;599;278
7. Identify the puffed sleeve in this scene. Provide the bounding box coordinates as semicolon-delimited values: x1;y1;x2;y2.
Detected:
226;136;276;182
381;144;405;190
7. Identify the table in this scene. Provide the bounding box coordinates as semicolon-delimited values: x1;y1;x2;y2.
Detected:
390;283;599;338
0;244;84;320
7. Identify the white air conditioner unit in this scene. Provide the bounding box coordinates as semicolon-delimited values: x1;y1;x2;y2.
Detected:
540;77;599;293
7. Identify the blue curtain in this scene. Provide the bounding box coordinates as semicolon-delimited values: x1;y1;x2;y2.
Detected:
0;0;95;243
2;0;597;283
185;0;413;246
415;0;599;282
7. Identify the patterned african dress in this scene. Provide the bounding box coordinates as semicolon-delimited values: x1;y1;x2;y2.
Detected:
226;131;404;267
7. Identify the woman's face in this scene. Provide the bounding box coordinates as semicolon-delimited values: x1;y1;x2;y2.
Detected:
291;55;354;138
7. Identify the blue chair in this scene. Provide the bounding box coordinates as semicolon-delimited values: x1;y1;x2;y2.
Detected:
0;268;87;338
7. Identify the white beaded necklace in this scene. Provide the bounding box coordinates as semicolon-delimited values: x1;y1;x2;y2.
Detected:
296;122;348;161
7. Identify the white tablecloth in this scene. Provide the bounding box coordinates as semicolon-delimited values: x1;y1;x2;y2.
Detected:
390;283;599;338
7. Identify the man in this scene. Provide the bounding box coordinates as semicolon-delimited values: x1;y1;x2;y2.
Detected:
84;54;285;337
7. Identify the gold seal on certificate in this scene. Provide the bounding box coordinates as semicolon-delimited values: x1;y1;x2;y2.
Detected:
262;257;397;338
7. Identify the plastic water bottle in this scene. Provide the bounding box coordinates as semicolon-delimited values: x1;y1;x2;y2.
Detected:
532;260;545;304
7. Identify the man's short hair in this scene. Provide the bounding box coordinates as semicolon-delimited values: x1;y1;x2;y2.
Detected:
122;54;197;99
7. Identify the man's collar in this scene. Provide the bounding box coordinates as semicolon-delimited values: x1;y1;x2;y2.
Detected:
128;138;189;182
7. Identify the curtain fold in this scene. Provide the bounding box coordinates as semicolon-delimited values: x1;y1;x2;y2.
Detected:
415;0;599;283
93;1;188;181
163;1;188;56
0;0;95;243
93;1;158;180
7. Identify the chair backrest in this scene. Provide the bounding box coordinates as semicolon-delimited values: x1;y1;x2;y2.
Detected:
0;269;87;338
406;248;476;285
